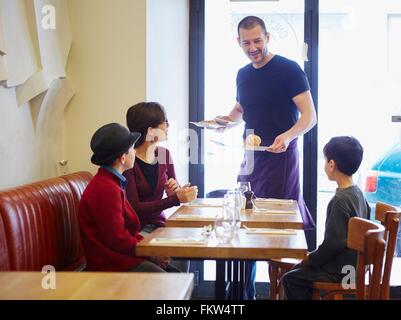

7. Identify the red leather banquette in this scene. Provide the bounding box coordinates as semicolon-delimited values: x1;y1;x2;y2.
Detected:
0;172;93;271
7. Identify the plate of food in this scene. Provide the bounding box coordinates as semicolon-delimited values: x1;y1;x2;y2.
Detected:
190;119;237;129
244;134;272;151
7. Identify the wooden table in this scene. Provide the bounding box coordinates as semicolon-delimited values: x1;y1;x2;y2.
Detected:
166;199;303;229
0;272;194;300
137;227;307;299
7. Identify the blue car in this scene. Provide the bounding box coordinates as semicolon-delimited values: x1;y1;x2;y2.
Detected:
364;143;401;256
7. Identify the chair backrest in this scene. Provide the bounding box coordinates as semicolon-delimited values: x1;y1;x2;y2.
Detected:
61;171;93;209
374;202;401;299
59;171;93;271
347;217;386;300
0;215;10;270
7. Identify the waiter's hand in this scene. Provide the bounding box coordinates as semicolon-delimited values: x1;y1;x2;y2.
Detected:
267;133;291;153
215;116;232;124
214;116;232;133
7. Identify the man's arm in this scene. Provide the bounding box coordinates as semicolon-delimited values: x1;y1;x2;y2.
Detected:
228;102;244;122
268;90;317;153
215;102;244;125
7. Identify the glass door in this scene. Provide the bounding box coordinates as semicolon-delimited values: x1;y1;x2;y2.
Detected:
317;1;401;246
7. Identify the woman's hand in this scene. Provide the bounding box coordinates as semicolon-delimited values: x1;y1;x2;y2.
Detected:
176;185;198;203
164;178;180;196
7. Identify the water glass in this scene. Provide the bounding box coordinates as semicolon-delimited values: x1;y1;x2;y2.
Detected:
223;191;242;229
214;205;236;244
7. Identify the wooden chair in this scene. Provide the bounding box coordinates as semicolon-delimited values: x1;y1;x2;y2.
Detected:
374;202;400;299
312;217;385;299
269;201;400;300
268;258;299;300
313;203;400;300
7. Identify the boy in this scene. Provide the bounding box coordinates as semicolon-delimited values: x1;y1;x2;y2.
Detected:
79;123;173;272
282;136;370;299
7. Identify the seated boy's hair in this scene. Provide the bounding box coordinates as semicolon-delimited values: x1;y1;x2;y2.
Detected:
323;136;364;176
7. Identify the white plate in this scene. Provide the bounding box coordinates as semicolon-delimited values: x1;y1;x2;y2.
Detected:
190;120;237;130
245;146;271;152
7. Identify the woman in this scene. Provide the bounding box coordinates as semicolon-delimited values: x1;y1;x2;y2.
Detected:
79;123;171;272
124;102;198;235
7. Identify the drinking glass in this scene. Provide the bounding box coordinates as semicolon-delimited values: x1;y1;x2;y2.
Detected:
237;181;251;193
224;191;242;229
214;205;236;244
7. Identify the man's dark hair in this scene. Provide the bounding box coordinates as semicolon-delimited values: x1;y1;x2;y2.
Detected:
126;102;167;147
237;16;267;36
323;136;364;176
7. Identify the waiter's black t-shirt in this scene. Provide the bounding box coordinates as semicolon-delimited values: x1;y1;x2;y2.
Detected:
236;55;310;145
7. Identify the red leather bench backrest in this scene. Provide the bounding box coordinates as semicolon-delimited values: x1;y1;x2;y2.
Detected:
61;171;93;209
60;171;93;270
0;216;10;270
0;173;92;271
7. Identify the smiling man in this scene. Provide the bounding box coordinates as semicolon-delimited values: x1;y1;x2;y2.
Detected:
215;15;317;300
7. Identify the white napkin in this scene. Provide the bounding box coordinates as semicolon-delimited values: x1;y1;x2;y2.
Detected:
245;228;297;235
150;238;206;245
255;198;295;204
252;208;296;214
186;199;223;207
186;203;222;208
176;214;217;220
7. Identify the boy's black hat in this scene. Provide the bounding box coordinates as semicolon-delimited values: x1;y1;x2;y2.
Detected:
90;123;141;165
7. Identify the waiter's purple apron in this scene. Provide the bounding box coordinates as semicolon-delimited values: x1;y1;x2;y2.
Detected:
238;139;315;230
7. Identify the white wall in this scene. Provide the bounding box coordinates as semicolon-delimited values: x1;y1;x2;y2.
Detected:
0;0;71;190
65;0;147;174
0;87;38;188
146;0;189;183
0;0;189;189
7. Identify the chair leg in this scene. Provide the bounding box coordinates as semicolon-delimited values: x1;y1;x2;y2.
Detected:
278;278;285;300
312;288;321;300
268;263;279;300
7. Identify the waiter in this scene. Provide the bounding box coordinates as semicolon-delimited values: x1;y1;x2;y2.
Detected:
216;16;317;299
